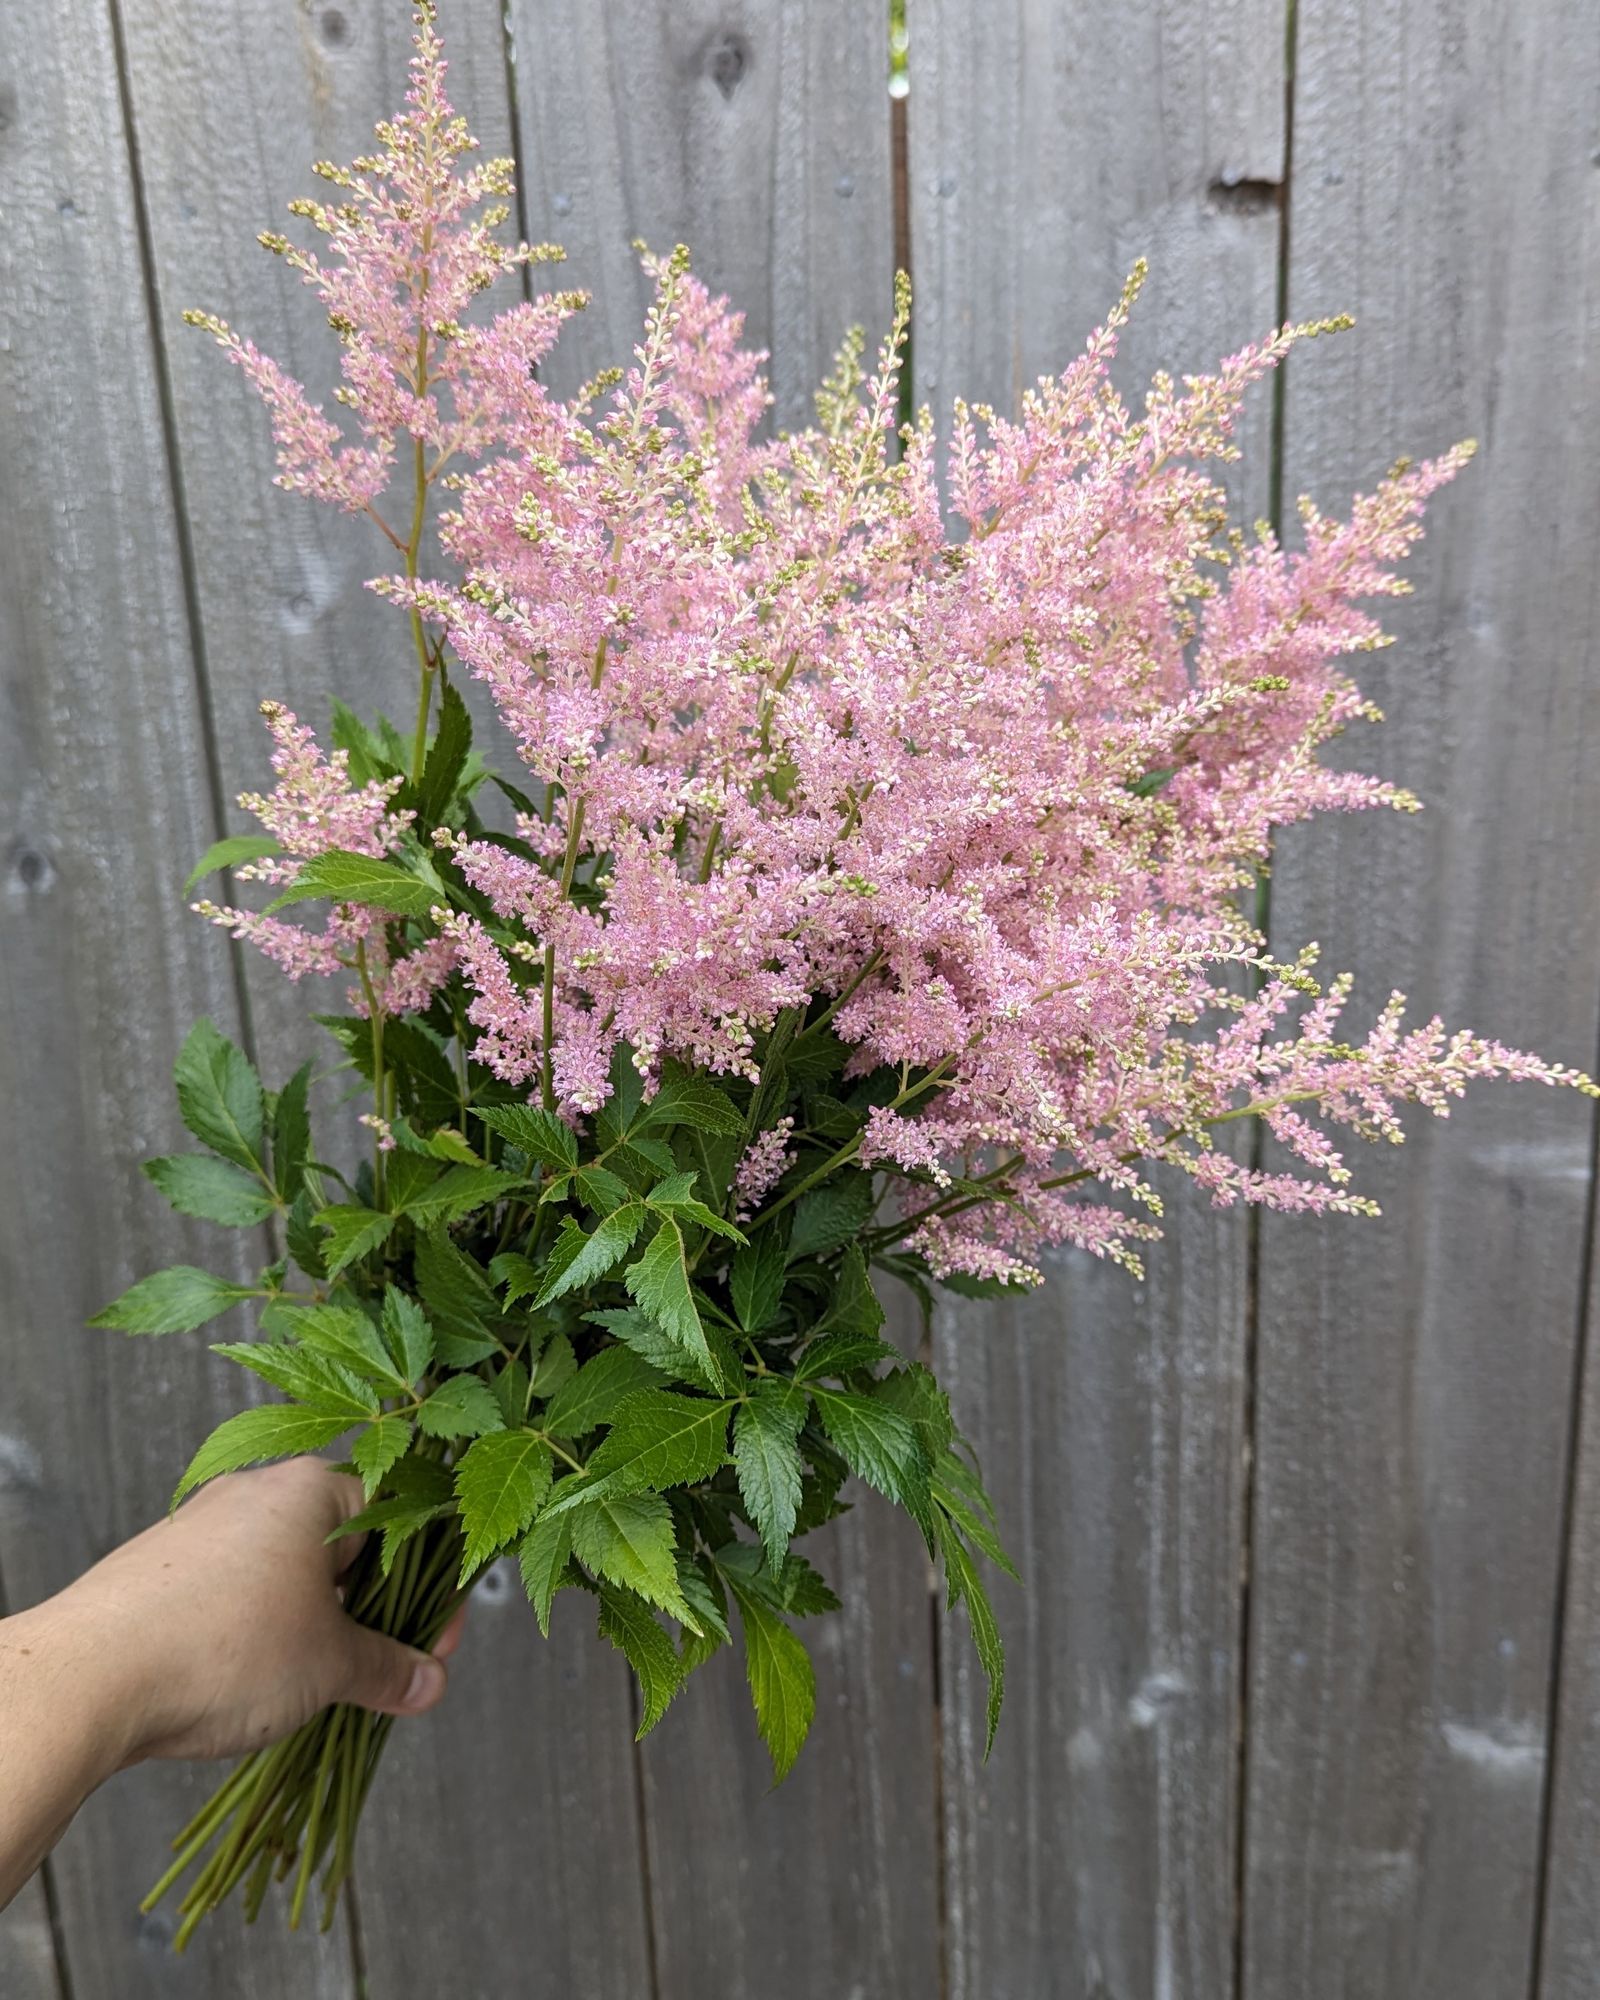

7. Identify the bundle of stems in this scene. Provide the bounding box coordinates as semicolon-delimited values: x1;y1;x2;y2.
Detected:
144;1520;464;1947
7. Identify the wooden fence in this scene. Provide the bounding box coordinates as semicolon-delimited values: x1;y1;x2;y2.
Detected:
3;1;1599;1994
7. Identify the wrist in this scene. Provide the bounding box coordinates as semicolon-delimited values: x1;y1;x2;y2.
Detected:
27;1577;171;1776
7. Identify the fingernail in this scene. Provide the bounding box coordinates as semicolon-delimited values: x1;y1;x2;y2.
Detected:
403;1656;446;1711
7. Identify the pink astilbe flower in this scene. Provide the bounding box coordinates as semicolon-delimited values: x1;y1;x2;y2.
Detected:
194;9;1596;1275
733;1118;796;1223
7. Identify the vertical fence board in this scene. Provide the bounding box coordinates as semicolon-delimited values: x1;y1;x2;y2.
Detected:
507;8;936;1993
1245;2;1600;1994
107;3;651;1991
908;3;1283;1993
0;3;354;1994
508;0;895;430
1542;1208;1600;1997
0;1880;64;2000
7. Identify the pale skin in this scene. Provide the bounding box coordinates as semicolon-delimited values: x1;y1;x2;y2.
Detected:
0;1457;465;1911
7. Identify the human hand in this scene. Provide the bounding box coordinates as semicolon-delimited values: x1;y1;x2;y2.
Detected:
32;1457;462;1766
0;1457;464;1909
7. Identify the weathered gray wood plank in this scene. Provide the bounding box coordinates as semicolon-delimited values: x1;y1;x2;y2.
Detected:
1245;2;1600;1994
0;1878;65;2000
509;0;896;429
0;3;353;1993
908;2;1283;1992
1540;1217;1600;1998
111;3;653;1990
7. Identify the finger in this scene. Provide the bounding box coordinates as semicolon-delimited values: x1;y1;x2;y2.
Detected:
334;1619;449;1718
432;1603;469;1662
306;1464;370;1577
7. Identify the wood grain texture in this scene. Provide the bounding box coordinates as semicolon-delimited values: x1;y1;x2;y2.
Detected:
108;3;655;1988
0;1879;65;2000
1245;2;1600;1994
908;2;1283;1992
508;0;897;429
0;2;352;1992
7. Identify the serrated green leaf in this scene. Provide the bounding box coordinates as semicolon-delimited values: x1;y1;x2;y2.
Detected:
527;1330;577;1399
517;1511;574;1635
827;1243;885;1337
571;1165;633;1214
455;1431;555;1582
89;1266;256;1335
491;1356;530;1430
414;1228;499;1347
475;1103;578;1172
787;1174;875;1263
286;1188;328;1280
584;1307;724;1394
380;1287;435;1383
174;1018;265;1172
810;1387;929;1509
209;1341;376;1417
316;1204;397;1278
537;1203;647;1307
877;1364;958;1463
350;1416;415;1498
939;1521;1006;1756
637;1070;745;1136
646;1185;746;1243
174;1404;352;1504
266;849;438;918
416;1375;505;1440
623;1218;716;1374
393;1117;482;1164
398;1166;524;1227
542;1347;665;1439
271;1066;314;1204
730;1228;787;1334
597;1585;686;1735
542;1390;731;1519
326;1493;446;1576
184;833;280;895
794;1331;897;1383
416;677;472;832
733;1383;807;1575
143;1154;276;1228
570;1493;694;1623
933;1457;1019;1581
722;1568;815;1781
280;1301;406;1388
489;1251;543;1309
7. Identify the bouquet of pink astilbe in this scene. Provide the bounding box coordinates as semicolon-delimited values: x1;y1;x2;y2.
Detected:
93;5;1594;1943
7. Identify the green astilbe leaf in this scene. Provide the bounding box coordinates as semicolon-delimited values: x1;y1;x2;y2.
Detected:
518;1511;575;1635
597;1585;686;1736
315;1204;397;1278
266;849;437;918
455;1430;555;1582
143;1154;276;1227
722;1562;816;1781
174;1404;353;1505
174;1018;265;1172
732;1381;807;1575
416;1375;505;1440
542;1390;732;1519
623;1218;718;1376
570;1492;696;1624
541;1346;665;1439
89;1267;256;1335
350;1415;415;1498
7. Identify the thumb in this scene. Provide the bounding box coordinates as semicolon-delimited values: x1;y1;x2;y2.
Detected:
334;1620;449;1718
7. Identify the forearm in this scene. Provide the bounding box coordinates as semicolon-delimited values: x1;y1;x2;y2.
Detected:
0;1593;139;1908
